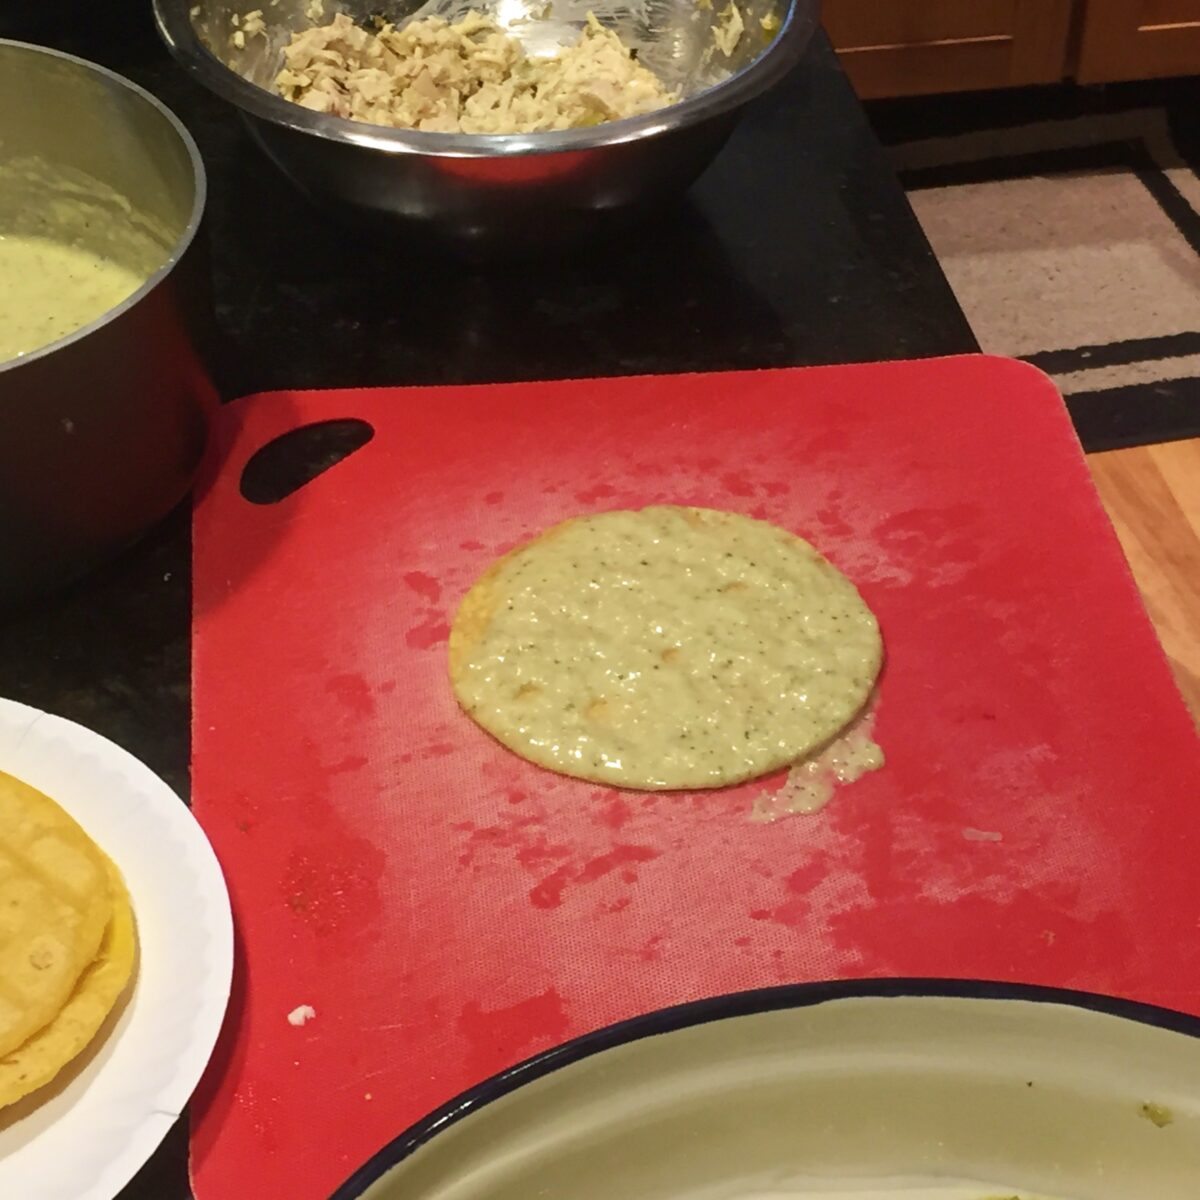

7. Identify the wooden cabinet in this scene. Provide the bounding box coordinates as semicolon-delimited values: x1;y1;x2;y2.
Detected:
825;0;1200;97
1076;0;1200;82
824;0;1077;98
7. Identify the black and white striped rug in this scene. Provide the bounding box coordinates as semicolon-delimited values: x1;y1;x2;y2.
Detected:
872;81;1200;451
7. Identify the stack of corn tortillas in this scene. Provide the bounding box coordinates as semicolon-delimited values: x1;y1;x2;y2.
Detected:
0;772;136;1111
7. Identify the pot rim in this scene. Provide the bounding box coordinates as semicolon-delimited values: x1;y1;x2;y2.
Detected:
0;39;207;376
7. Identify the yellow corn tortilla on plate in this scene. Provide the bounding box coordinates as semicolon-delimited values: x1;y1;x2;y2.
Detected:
0;854;136;1110
0;772;113;1060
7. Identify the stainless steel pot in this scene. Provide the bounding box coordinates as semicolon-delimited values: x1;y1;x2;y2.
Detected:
0;41;212;607
153;0;819;255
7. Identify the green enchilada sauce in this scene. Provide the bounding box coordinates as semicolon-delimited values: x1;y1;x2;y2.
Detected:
0;234;144;363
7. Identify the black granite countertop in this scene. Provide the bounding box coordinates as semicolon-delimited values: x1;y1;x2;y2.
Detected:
0;8;974;1197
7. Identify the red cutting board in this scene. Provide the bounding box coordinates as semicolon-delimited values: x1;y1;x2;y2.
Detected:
190;357;1200;1199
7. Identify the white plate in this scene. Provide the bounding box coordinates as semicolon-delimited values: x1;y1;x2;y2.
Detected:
0;699;233;1200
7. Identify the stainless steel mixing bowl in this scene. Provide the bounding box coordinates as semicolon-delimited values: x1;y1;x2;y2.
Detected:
154;0;819;253
0;41;212;606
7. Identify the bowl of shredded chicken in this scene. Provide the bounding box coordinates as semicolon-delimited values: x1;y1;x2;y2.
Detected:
275;10;676;133
154;0;818;250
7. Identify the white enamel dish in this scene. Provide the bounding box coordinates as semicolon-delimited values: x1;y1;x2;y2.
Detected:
331;981;1200;1200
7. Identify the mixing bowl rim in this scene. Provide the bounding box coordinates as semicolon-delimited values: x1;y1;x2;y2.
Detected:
152;0;819;158
0;38;207;376
326;977;1200;1200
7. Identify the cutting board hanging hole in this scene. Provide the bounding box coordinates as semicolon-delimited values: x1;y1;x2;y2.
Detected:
240;418;375;505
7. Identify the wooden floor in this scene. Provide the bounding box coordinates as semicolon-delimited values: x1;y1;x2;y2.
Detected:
1088;438;1200;725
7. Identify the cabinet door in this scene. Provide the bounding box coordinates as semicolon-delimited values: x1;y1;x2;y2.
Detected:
824;0;1076;98
1077;0;1200;82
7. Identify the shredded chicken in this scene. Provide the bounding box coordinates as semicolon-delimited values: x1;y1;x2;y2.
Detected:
273;11;676;133
712;2;743;57
231;8;267;49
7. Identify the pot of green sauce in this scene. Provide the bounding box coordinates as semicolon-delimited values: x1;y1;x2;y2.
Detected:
0;40;212;606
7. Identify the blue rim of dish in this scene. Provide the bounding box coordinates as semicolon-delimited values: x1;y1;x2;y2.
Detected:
328;977;1200;1198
